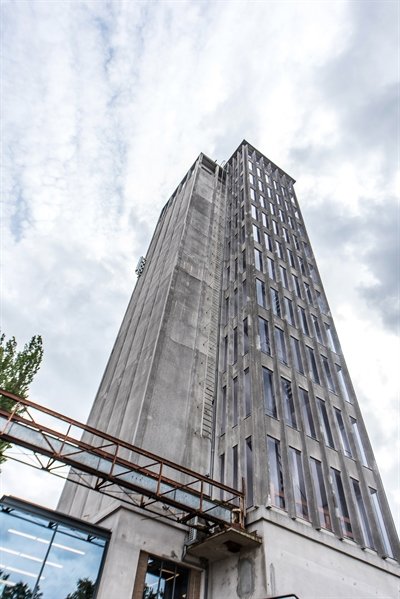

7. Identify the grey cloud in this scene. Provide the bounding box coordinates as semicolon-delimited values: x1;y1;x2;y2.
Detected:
304;198;400;333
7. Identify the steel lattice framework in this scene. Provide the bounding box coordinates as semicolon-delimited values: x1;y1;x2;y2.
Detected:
0;389;245;531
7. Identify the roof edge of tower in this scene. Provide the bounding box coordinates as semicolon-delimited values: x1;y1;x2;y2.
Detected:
226;139;296;184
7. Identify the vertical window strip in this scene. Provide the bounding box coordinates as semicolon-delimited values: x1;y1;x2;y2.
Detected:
310;458;331;529
289;447;309;520
351;479;374;548
267;436;286;509
331;468;353;539
246;437;254;507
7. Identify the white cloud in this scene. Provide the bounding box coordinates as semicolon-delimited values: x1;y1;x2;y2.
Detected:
1;0;398;536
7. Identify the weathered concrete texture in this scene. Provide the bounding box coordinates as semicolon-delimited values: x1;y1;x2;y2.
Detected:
93;506;195;599
208;514;400;599
58;156;226;520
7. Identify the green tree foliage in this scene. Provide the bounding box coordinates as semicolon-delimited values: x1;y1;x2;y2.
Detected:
65;578;95;599
0;333;43;462
0;570;42;599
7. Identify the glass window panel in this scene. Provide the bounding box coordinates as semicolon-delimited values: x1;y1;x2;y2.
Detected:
275;327;288;365
244;369;251;416
259;317;271;354
246;437;254;507
289;448;309;520
263;367;276;418
307;346;320;384
299;388;316;438
256;279;266;307
254;248;263;272
331;468;353;539
285;298;295;326
270;289;281;318
267;257;276;280
281;378;296;428
370;488;394;557
351;417;369;466
267;436;286;509
220;387;226;435
310;458;331;529
322;356;336;393
291;337;304;374
232;378;238;426
351;479;374;548
334;408;352;457
336;365;351;403
318;399;335;448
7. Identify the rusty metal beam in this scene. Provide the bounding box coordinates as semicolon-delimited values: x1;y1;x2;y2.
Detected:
0;389;245;530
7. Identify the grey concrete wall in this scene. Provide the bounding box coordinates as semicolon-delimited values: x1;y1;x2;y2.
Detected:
208;513;400;599
58;155;226;520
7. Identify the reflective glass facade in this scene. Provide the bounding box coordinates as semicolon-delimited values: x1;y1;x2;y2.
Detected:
0;497;109;599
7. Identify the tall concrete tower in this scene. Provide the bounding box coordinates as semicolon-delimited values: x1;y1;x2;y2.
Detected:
58;141;399;599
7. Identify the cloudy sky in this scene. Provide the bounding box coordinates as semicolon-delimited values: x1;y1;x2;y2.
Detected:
1;0;399;531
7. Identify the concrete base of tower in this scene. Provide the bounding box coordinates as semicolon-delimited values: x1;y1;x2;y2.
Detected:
87;503;399;599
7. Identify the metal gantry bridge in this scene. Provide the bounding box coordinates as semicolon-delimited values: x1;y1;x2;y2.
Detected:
0;389;245;532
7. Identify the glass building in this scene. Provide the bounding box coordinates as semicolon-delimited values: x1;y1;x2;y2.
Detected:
0;496;109;599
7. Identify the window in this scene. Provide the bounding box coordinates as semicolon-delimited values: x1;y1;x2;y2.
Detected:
272;220;278;235
234;257;238;279
269;201;275;215
233;328;238;364
259;316;271;354
325;324;337;353
275;240;283;259
275;327;288;364
142;556;190;599
244;368;251;416
305;283;313;304
306;346;320;383
250;188;256;201
334;408;352;457
278;209;285;223
351;479;374;548
0;498;109;598
263;367;276;417
288;215;295;229
288;248;295;268
264;231;272;251
270;288;281;317
260;195;266;209
261;212;268;227
299;257;307;275
312;315;323;343
289;447;309;520
242;279;247;304
267;187;272;198
280;266;288;288
256;278;266;307
232;445;239;489
284;297;295;326
331;468;353;538
233;378;238;426
293;235;300;250
242;249;246;270
254;248;263;271
258;179;264;192
233;288;238;315
351;417;369;466
318;399;334;448
256;166;261;177
246;437;254;507
243;317;249;354
298;388;315;438
282;227;289;243
291;337;304;374
220;453;225;497
310;458;331;529
336;365;351;403
282;378;296;427
370;488;394;557
267;436;286;509
298;307;310;336
248;159;253;171
249;173;255;185
292;274;302;298
322;355;336;393
316;290;328;313
241;224;246;243
252;224;260;243
309;263;318;283
220;386;226;434
267;257;276;280
251;204;257;219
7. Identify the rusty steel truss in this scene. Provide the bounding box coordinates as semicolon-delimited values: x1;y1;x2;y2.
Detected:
0;389;245;531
